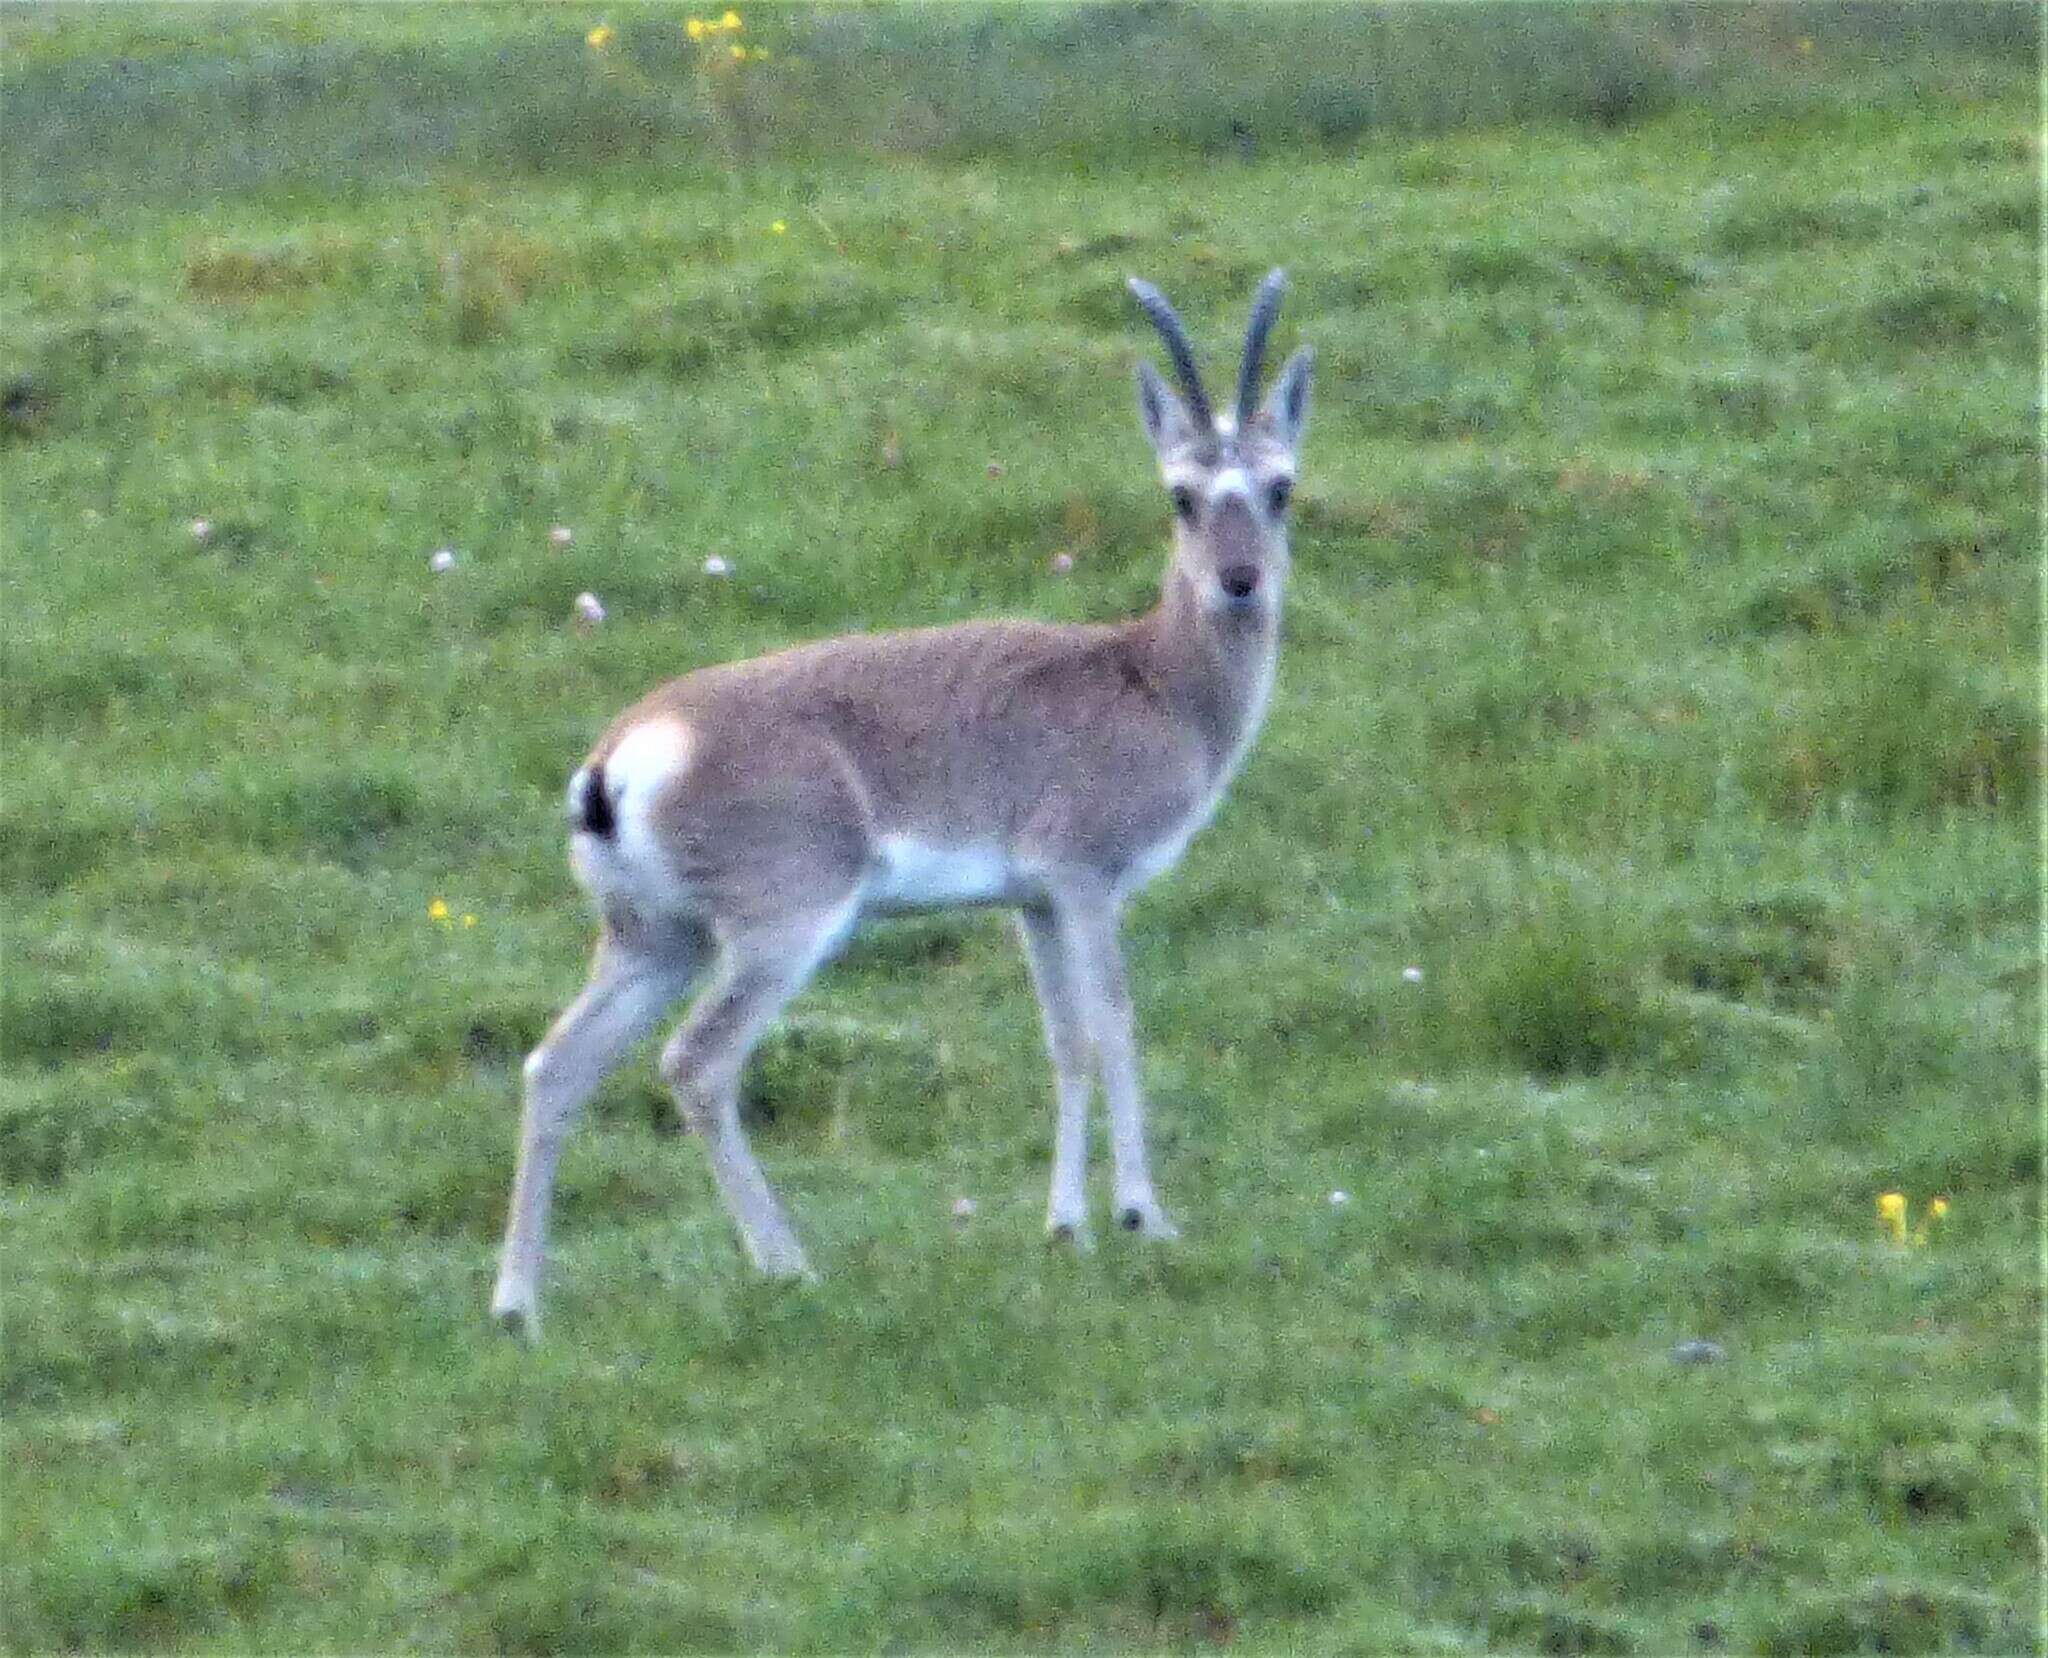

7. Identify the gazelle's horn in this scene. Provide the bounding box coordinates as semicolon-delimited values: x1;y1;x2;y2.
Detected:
1235;268;1288;428
1127;277;1213;430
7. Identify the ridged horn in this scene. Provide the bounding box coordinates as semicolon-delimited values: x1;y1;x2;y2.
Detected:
1127;277;1213;431
1235;268;1288;428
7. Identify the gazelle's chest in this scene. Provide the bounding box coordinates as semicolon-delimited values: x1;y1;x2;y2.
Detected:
1119;649;1276;897
1120;805;1217;898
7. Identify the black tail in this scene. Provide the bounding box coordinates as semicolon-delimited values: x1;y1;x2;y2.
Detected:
575;763;617;839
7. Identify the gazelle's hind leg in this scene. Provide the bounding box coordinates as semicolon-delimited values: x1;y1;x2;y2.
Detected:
659;903;857;1279
491;922;709;1339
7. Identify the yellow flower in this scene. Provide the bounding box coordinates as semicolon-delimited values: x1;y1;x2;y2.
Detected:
730;42;746;59
686;16;705;40
586;24;614;49
722;9;742;29
1876;1191;1907;1244
462;913;478;929
1913;1195;1951;1247
1878;1191;1951;1248
428;898;451;922
770;219;787;235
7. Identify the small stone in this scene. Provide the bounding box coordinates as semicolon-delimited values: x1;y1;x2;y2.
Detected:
548;525;574;548
1401;965;1424;984
1670;1338;1726;1366
573;591;606;627
1050;551;1075;575
429;548;457;573
702;555;730;577
190;517;213;543
1327;1189;1351;1207
986;461;1005;479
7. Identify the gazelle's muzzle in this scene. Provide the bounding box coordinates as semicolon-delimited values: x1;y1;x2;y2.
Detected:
1206;496;1271;609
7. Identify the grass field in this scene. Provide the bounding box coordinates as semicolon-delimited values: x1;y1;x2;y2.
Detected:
2;5;2040;1652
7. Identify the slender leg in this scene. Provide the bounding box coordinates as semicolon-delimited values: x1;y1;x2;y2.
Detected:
1052;888;1179;1239
1017;905;1096;1244
659;907;853;1278
491;927;706;1339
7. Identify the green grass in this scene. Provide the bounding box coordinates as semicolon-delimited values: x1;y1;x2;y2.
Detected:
2;6;2039;1652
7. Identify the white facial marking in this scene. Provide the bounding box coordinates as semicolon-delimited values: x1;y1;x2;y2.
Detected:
1209;465;1251;504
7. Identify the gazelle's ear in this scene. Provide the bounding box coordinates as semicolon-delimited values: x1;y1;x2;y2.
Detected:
1136;360;1197;454
1256;347;1313;451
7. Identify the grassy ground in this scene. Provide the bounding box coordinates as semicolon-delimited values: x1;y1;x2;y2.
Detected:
2;6;2040;1652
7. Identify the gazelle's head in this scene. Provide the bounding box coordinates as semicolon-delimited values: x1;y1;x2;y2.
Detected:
1130;269;1312;620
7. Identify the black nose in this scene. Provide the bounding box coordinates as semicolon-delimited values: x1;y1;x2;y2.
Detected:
1219;564;1260;600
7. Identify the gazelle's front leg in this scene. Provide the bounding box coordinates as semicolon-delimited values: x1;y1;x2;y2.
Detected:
1017;905;1095;1244
1050;886;1178;1239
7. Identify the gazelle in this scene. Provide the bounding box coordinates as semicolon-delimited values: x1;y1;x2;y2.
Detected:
491;271;1311;1338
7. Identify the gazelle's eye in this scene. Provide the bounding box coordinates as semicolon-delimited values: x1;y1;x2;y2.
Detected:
1170;486;1198;525
1266;477;1293;516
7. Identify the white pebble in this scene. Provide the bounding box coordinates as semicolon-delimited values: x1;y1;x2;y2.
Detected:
548;525;574;548
1328;1189;1351;1207
702;555;730;577
190;518;213;543
951;1196;977;1219
573;591;606;626
1401;965;1425;984
429;548;457;573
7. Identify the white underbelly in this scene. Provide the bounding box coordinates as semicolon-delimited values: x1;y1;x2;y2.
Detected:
866;835;1020;912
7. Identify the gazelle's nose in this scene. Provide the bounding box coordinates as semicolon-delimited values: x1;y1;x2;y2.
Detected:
1219;564;1260;601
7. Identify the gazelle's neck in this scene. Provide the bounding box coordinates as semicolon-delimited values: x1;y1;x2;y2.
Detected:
1133;567;1281;780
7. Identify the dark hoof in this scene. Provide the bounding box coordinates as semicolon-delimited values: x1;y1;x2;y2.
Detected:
1120;1207;1144;1231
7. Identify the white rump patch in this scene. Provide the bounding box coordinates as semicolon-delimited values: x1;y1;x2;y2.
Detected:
569;717;695;911
606;718;693;804
867;835;1015;912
